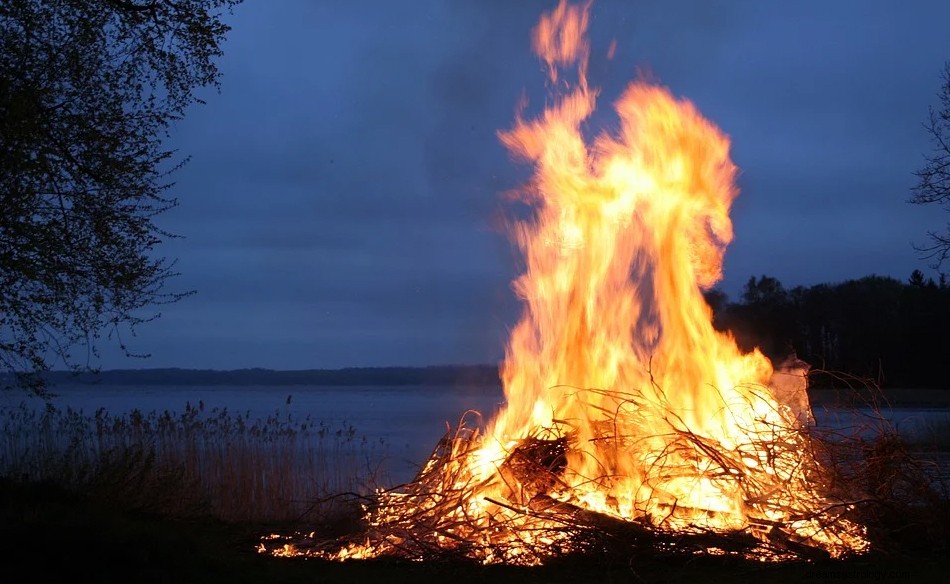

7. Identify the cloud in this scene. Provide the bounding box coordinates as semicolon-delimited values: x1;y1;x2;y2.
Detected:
102;0;950;369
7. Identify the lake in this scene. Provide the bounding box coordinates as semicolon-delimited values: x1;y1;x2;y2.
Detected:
2;383;507;484
4;383;948;485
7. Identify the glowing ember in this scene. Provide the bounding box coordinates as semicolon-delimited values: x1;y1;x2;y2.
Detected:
263;0;868;564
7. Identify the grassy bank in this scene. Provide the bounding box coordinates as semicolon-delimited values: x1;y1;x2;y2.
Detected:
0;400;385;523
2;398;949;582
1;476;948;584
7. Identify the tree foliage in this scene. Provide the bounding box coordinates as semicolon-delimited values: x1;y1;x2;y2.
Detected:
1;0;241;393
910;61;950;271
712;272;950;389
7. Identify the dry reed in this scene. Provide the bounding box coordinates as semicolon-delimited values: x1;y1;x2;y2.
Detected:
0;399;386;524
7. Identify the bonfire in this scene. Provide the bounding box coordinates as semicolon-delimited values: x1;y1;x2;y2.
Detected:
262;0;870;564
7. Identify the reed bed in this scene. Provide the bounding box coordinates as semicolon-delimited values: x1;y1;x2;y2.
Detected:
0;399;386;524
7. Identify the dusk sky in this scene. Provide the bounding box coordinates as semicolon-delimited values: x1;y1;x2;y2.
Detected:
100;0;950;371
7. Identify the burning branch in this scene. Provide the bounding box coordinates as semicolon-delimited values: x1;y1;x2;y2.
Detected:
262;384;871;565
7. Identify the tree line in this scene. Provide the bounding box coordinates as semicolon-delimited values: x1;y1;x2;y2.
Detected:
707;271;950;389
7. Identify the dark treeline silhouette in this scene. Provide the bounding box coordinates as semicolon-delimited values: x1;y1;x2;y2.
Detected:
709;270;950;389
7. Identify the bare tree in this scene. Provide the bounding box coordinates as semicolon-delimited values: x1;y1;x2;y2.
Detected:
910;61;950;272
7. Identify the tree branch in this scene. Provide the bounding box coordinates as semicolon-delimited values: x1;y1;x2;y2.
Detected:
103;0;160;12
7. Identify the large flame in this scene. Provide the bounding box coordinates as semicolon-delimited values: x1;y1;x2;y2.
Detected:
266;0;867;564
467;0;807;524
484;0;781;526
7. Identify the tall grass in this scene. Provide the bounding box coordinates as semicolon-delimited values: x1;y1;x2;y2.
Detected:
0;399;387;524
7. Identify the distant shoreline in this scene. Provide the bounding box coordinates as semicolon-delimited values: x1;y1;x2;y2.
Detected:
38;365;504;388
18;366;950;408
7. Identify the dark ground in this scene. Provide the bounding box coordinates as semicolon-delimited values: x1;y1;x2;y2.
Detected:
1;478;946;584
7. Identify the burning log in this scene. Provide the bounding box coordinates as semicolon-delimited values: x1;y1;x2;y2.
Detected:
520;494;777;559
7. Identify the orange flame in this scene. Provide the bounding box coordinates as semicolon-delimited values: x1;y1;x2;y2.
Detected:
482;0;788;527
266;0;867;564
456;0;863;556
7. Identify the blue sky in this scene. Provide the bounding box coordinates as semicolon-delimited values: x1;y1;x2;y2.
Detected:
99;0;950;370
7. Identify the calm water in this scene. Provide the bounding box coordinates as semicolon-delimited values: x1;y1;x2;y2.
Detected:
4;383;948;483
813;403;950;442
3;383;507;483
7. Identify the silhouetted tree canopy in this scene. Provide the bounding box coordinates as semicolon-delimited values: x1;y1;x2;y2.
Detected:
1;0;241;393
715;275;796;362
712;272;950;389
910;61;950;271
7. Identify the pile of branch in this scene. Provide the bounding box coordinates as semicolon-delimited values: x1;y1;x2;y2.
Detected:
259;385;906;565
